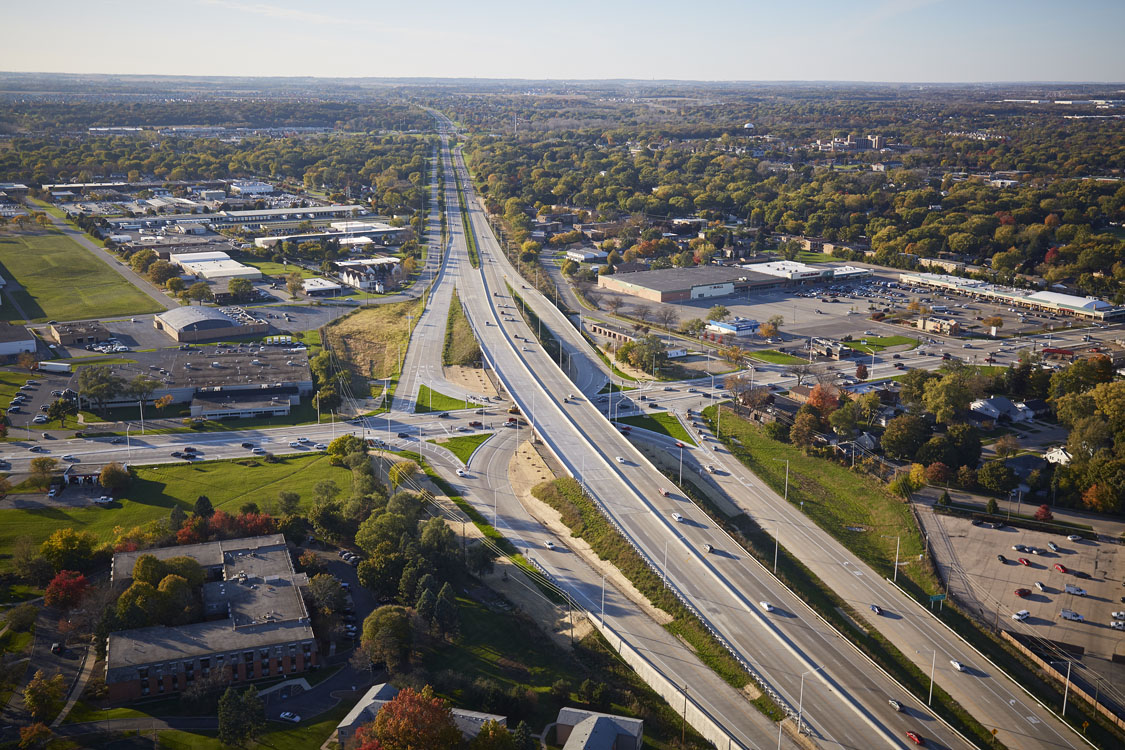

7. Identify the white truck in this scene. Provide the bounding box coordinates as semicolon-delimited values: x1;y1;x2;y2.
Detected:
38;361;72;374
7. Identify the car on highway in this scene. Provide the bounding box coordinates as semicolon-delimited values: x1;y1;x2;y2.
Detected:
314;443;327;450
544;541;555;550
252;447;266;455
759;601;774;612
703;543;713;553
1012;610;1030;621
615;456;625;463
111;437;125;444
240;442;254;449
397;432;411;439
1014;588;1031;598
905;731;925;745
1054;563;1068;573
1047;541;1059;552
671;512;683;522
289;441;301;448
468;421;483;428
456;468;466;477
28;445;42;453
870;604;882;615
279;712;300;723
1067;534;1082;542
950;659;965;672
888;699;902;712
1018;557;1031;566
659;488;669;497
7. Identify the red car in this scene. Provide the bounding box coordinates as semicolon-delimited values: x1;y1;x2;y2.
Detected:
1018;558;1031;566
906;731;925;746
1054;563;1068;574
1015;588;1031;598
619;425;632;432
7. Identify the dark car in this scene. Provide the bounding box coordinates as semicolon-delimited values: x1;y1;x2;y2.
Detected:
1015;588;1031;598
997;554;1007;563
870;604;883;615
397;432;411;439
241;442;255;449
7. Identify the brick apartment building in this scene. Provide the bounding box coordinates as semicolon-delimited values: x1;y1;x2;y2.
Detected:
105;535;317;702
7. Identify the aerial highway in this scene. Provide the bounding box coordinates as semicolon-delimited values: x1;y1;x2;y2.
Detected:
440;128;976;750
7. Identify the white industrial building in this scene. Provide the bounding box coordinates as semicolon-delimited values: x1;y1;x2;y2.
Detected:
174;251;263;281
743;260;873;282
229;180;275;196
898;272;1125;321
302;277;342;296
0;323;36;357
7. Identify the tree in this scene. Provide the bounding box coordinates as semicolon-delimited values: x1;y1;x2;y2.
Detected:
276;491;301;515
679;318;706;337
789;411;818;448
361;605;413;674
39;528;97;572
368;686;462;750
433;582;460;638
29;457;58;490
147;260;179;285
604;296;624;316
23;670;65;722
227;277;254;300
889;473;919;500
19;723;51;750
511;721;536;750
186;281;215;305
881;415;930;460
132;554;167;586
46;398;76;426
806;384;839;416
978;460;1017;495
415;588;436;624
1034;504;1053;522
17;352;38;371
154;393;175;414
982;316;1004;331
217;687;244;747
286;271;304;299
466;542;495;577
99;461;130;491
76;365;125;415
855;363;869;381
44;570;88;610
993;434;1020;458
924;462;952;485
986;498;999;515
922;375;971;424
158;574;197;625
655;307;678;330
469;720;516;750
327;434;365;463
194;495;214;517
307;573;345;614
707;305;731;322
784;363;815;387
387;460;418;491
829;402;858;438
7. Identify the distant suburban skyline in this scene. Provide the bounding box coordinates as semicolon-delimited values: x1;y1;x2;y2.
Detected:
2;0;1123;83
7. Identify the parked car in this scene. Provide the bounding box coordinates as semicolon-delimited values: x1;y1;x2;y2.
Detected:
1015;588;1031;597
1054;564;1068;574
279;712;301;723
1012;610;1030;621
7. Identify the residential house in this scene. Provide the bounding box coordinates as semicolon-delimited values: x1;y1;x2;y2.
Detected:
1044;446;1072;466
555;708;643;750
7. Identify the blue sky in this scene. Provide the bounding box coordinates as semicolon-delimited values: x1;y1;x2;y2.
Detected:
1;0;1122;82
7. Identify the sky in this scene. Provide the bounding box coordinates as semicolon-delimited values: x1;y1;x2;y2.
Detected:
1;0;1123;83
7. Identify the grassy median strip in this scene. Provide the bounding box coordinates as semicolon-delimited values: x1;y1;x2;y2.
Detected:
415;384;478;413
747;349;806;365
443;288;482;367
454;169;480;268
532;477;784;720
617;413;696;446
427;432;492;463
843;335;919;353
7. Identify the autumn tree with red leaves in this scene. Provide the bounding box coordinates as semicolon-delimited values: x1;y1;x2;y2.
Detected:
44;570;88;610
363;686;462;750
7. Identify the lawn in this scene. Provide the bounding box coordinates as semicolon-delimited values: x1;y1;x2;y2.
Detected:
704;405;930;587
796;251;833;263
0;370;33;404
236;258;318;279
157;702;352;750
414;384;478;413
323;299;423;390
0;454;350;571
843;335;919;353
427;432;492;462
748;349;805;364
0;227;162;323
617;412;696;446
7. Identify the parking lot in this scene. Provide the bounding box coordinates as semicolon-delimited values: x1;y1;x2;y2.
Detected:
925;514;1124;699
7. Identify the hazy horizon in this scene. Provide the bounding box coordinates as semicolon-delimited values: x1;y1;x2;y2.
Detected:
1;0;1122;83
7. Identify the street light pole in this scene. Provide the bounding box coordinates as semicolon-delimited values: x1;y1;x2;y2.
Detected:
797;666;822;735
678;444;683;486
928;649;936;706
1062;660;1072;717
773;458;790;502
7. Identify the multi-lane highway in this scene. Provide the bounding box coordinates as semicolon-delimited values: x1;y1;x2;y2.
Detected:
439;117;1095;750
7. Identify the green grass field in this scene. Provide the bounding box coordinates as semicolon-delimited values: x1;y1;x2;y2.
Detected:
617;412;696;446
0;454;350;571
704;405;929;585
236;258;317;279
0;228;162;323
796;251;833;263
442;288;481;367
843;335;919;353
748;349;805;364
414;384;478;413
0;370;33;404
428;432;492;463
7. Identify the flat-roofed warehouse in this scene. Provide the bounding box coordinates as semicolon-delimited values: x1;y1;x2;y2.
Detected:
154;306;269;343
597;266;784;303
899;272;1125;321
105;535;318;703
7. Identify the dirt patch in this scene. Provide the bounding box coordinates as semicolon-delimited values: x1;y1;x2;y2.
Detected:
509;439;674;627
442;364;498;398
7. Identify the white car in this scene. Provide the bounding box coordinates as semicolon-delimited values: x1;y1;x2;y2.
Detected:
615;456;626;463
1111;611;1125;620
62;455;76;462
279;712;301;723
759;601;774;612
288;441;301;448
456;468;466;477
1066;534;1082;542
314;443;327;450
544;541;555;550
1111;621;1125;631
950;660;965;672
1011;610;1030;621
47;488;57;498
